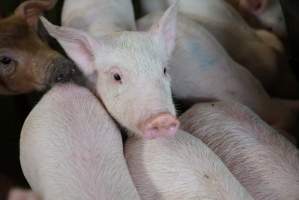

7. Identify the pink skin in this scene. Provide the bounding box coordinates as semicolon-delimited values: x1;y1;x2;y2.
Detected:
8;189;39;200
180;101;299;200
20;84;141;199
125;130;254;200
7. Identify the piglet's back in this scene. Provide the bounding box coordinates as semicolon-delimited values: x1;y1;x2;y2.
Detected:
180;101;299;200
125;130;254;200
20;83;140;200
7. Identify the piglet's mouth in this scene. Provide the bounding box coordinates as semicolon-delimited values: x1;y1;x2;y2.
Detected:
138;112;180;139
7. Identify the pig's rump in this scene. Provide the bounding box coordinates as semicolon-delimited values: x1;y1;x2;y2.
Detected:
20;84;140;200
180;101;299;200
125;130;254;200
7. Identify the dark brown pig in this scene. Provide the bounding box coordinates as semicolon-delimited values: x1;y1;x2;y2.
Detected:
0;0;76;95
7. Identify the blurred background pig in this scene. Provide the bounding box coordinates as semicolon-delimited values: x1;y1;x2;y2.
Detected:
180;101;299;200
140;0;298;98
44;2;180;139
138;11;299;139
226;0;287;38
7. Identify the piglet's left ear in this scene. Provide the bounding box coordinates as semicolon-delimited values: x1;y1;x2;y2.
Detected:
15;0;57;29
150;1;178;57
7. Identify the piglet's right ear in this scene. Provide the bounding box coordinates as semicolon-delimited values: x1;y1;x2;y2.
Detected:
41;17;99;76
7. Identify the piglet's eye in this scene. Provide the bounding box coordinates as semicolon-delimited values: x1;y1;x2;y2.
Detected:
163;67;167;75
0;56;12;65
113;73;122;82
0;55;16;75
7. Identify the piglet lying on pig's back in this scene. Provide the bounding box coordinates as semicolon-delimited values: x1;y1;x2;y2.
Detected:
180;101;299;200
20;84;140;200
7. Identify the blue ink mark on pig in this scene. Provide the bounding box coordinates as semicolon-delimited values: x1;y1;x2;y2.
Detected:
185;40;218;69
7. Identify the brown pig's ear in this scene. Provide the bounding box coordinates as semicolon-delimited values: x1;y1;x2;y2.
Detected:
15;0;57;28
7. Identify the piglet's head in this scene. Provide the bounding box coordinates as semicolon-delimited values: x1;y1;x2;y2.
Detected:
42;3;180;139
0;0;76;95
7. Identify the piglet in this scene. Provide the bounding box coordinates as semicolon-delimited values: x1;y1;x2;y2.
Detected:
20;83;141;200
180;101;299;200
0;0;76;95
125;129;254;200
41;3;180;139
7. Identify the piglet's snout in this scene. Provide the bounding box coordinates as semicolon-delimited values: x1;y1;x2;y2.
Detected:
139;113;180;139
51;58;77;83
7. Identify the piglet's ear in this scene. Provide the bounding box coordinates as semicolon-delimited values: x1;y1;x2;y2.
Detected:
41;17;99;76
239;0;268;14
150;1;178;57
15;0;57;29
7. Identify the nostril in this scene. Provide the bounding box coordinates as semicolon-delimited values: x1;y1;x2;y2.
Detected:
168;122;179;130
55;73;66;82
141;113;180;139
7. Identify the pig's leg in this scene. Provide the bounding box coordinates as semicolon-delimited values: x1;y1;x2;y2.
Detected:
180;101;299;200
